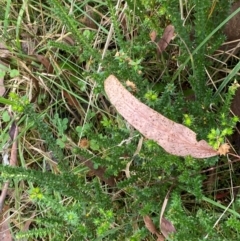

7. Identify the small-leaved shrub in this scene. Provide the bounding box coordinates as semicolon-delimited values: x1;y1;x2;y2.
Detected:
0;0;240;240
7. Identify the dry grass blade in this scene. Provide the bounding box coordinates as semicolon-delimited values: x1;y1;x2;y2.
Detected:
0;60;7;97
104;75;218;158
159;188;176;239
33;55;54;74
0;182;10;212
10;122;18;166
0;42;10;58
124;136;143;178
0;74;5;97
62;90;85;118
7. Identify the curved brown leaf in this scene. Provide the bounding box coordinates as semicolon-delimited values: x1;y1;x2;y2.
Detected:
160;217;176;239
143;215;159;235
143;215;165;241
157;25;175;54
104;75;218;158
29;55;54;74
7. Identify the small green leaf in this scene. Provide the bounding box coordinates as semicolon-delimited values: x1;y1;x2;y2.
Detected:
2;111;10;122
57;138;65;148
93;162;99;169
76;123;92;136
9;69;19;78
90;139;100;151
0;70;6;78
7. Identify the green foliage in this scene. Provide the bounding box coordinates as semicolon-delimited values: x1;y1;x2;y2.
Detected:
166;0;229;97
23;104;65;165
53;113;68;148
48;41;80;54
47;0;96;57
2;110;11;122
1;0;240;240
144;90;158;105
9;92;29;112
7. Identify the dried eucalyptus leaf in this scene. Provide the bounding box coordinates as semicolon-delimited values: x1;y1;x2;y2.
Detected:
104;75;218;158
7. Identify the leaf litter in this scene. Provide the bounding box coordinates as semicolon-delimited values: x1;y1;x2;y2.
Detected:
149;25;175;55
157;25;175;54
143;215;164;241
104;75;218;158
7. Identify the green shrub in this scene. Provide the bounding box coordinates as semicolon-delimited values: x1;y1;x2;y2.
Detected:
0;0;240;240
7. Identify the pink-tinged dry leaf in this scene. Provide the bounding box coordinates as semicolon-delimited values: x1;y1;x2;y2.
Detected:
10;122;18;166
157;236;165;241
150;30;157;41
143;215;165;241
159;188;176;239
104;75;218;158
160;217;176;239
143;215;159;235
157;25;175;54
